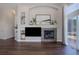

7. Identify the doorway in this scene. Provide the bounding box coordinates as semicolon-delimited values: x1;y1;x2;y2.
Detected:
64;12;79;49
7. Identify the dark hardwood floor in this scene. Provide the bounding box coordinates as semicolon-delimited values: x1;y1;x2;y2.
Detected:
0;38;78;55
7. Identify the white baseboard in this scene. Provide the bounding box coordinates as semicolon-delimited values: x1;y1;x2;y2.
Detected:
57;40;62;42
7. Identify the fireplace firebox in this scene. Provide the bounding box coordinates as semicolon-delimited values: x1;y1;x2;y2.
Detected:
42;28;57;40
44;30;54;39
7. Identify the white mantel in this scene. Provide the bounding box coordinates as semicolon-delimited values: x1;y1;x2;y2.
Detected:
21;24;57;28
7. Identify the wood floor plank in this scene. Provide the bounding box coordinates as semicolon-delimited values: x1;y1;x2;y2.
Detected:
0;39;78;55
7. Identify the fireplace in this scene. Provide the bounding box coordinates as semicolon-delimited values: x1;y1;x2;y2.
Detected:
42;28;57;41
44;30;54;39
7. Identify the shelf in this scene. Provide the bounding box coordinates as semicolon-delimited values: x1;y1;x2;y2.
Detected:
21;25;57;28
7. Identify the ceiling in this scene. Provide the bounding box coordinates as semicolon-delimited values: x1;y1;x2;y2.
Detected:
54;3;72;7
0;3;72;8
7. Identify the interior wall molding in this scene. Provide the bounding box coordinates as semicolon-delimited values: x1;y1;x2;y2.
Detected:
28;6;58;21
29;6;58;11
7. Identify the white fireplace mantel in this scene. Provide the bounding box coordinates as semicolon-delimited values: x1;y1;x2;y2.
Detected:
20;24;57;28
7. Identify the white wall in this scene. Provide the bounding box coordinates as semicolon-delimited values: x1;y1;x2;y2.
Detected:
0;4;16;39
0;8;5;39
17;4;63;42
56;8;62;42
0;3;63;42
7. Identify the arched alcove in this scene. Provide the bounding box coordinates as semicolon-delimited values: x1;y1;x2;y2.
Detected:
29;6;58;21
